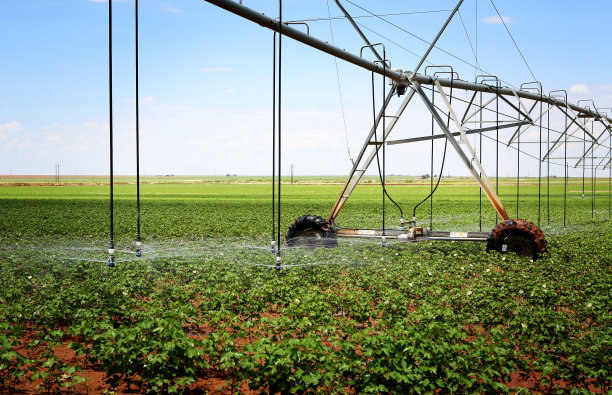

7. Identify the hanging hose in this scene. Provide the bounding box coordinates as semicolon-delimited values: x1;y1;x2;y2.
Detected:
370;71;404;223
271;32;277;254
107;0;115;267
275;0;283;269
412;74;454;220
135;0;142;257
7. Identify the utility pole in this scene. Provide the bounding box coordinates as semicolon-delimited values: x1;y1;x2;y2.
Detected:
291;163;294;185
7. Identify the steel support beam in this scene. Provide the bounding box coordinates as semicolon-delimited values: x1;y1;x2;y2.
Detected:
508;104;553;144
412;79;509;221
386;120;528;146
203;0;611;123
328;88;416;222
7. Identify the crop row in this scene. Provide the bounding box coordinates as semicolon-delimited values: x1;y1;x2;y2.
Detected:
1;224;610;393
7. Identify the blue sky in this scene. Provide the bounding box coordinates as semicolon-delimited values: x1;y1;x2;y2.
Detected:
1;0;611;176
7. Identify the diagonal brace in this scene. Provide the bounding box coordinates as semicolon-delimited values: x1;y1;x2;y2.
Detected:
412;78;509;221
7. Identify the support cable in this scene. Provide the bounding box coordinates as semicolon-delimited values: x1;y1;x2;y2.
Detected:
345;0;517;89
286;9;453;23
326;0;354;166
421;84;525;126
417;86;595;162
135;0;142;257
107;0;115;267
489;0;537;82
457;9;481;74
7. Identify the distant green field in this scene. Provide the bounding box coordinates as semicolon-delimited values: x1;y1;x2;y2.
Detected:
0;177;610;240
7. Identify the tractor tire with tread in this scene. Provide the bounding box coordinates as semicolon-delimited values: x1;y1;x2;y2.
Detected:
486;219;547;260
285;215;337;248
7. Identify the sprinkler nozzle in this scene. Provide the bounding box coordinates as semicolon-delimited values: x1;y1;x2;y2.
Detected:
136;241;143;257
275;255;281;270
107;248;115;267
400;216;405;229
270;240;277;253
381;236;387;247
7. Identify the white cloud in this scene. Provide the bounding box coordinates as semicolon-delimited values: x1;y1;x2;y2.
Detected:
17;140;34;149
0;134;6;142
47;134;61;142
0;121;23;132
188;139;210;147
222;89;235;95
481;15;515;24
84;121;99;127
63;144;88;152
570;84;590;94
200;67;233;73
165;7;182;13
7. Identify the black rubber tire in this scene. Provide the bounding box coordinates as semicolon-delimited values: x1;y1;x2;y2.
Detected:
486;219;546;260
500;231;537;258
285;215;337;248
487;229;538;260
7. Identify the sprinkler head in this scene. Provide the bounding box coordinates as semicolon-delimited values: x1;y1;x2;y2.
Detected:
107;248;115;267
270;240;277;253
381;236;387;247
275;255;281;270
135;241;143;257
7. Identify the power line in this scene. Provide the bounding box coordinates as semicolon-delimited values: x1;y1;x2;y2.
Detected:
286;9;452;23
489;0;537;82
344;0;520;89
456;9;480;73
326;0;354;166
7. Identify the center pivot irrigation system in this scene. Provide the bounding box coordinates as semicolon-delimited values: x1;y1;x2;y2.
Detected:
202;0;612;263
